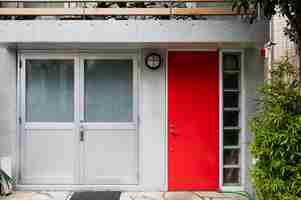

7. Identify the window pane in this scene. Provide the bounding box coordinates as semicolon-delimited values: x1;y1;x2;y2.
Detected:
223;73;239;90
223;54;240;70
223;168;240;185
224;130;240;146
85;59;133;122
224;149;239;165
224;111;239;127
224;92;239;108
26;59;74;122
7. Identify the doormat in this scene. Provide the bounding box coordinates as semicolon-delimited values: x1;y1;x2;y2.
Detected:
69;191;121;200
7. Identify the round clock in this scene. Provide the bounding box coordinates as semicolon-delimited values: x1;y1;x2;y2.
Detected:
145;53;162;70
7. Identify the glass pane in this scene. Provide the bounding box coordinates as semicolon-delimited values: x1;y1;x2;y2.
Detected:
224;149;239;165
26;59;74;122
224;111;239;127
223;73;239;90
85;59;133;122
224;130;240;146
223;54;240;70
224;92;239;108
223;168;240;184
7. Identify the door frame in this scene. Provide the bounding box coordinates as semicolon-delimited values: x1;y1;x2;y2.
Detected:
219;49;245;191
16;51;141;188
166;49;246;191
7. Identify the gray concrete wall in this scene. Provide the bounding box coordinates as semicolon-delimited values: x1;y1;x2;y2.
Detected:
243;48;264;196
0;46;17;180
0;20;267;46
140;48;166;190
0;47;16;158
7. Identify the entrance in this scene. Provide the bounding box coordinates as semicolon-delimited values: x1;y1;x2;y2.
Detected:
168;51;219;190
19;53;139;185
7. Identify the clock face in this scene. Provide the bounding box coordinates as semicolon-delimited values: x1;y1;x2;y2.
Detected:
145;53;162;69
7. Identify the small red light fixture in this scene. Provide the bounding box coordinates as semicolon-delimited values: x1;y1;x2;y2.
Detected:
260;47;267;58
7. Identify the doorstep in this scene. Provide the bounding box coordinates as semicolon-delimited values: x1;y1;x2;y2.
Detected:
0;191;244;200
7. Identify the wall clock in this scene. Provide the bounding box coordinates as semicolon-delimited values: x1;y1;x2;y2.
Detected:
145;53;162;70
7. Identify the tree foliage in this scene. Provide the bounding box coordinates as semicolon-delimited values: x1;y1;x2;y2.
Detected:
250;57;301;200
232;0;301;66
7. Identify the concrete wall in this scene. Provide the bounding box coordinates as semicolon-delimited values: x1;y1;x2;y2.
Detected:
0;47;16;157
0;47;17;177
139;48;166;190
0;20;267;45
243;48;264;196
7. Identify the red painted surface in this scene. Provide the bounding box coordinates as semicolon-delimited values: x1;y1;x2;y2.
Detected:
168;51;219;191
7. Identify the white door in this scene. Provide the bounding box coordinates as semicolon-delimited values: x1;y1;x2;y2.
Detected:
20;55;79;184
20;53;139;185
79;55;139;185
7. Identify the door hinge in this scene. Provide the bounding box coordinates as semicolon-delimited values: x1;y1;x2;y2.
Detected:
18;117;22;124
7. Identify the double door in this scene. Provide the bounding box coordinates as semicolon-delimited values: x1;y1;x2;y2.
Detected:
19;53;139;185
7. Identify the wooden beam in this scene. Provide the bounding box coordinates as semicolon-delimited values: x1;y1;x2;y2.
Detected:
0;8;83;15
0;7;249;16
172;7;237;15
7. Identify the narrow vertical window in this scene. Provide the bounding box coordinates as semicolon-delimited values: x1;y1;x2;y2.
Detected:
222;52;242;186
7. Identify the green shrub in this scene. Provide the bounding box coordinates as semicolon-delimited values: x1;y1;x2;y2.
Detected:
250;57;301;200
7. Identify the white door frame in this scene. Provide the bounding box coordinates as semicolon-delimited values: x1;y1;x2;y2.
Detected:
17;52;140;188
219;49;245;191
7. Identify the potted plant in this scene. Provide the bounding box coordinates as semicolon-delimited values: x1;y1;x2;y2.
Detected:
0;169;13;196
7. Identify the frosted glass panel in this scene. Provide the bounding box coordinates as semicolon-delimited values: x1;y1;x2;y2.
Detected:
84;59;133;122
26;60;74;122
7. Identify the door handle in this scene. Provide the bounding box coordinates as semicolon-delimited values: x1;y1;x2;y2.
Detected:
170;128;180;136
80;125;85;142
169;122;179;136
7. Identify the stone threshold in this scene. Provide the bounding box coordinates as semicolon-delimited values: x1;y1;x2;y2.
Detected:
0;191;244;200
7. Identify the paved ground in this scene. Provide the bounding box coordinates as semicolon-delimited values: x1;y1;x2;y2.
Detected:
0;191;245;200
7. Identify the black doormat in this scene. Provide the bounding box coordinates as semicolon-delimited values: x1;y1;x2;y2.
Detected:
69;191;121;200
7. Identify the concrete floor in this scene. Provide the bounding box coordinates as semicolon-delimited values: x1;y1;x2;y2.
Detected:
0;191;245;200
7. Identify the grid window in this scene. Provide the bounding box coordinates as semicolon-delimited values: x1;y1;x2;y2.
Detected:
222;52;242;186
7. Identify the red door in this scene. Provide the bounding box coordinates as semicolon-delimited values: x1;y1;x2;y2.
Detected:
168;51;219;190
